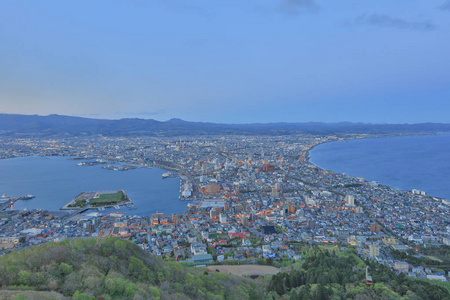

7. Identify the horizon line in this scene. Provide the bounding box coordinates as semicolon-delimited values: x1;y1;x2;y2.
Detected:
1;112;449;126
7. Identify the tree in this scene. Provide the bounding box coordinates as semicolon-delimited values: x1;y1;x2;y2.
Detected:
17;270;31;286
58;262;73;276
73;291;95;300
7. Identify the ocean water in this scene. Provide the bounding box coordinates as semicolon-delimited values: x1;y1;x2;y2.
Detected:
310;134;450;200
0;156;187;215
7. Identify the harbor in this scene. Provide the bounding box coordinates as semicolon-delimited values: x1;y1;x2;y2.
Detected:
0;156;185;215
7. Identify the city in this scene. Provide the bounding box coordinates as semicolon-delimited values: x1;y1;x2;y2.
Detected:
1;133;448;287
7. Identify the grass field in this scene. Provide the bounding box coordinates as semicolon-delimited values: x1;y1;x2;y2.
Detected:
207;265;280;277
67;190;128;208
89;191;126;207
318;245;340;251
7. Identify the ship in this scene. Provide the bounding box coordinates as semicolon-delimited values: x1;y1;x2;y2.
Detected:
162;172;177;179
18;194;35;200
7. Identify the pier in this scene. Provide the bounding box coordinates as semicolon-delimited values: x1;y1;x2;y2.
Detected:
0;194;35;211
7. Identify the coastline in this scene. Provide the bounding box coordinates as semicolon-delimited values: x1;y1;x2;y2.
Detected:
305;133;450;201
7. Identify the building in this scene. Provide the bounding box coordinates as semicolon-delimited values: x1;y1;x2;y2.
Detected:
383;236;398;245
370;222;381;233
219;213;227;224
234;204;244;212
369;244;379;258
335;229;349;240
394;261;409;272
288;205;297;214
263;164;275;172
273;183;282;191
442;237;450;246
190;243;207;255
412;189;426;196
426;275;447;282
345;195;355;206
151;213;175;225
191;254;213;264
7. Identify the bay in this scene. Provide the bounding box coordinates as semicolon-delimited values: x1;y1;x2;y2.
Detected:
310;134;450;200
0;156;187;215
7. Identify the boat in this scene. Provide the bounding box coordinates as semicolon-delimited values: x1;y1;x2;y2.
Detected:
17;195;35;200
162;172;177;179
114;205;120;209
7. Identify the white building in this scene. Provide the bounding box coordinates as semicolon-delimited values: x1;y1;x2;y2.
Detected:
345;195;355;206
219;213;227;224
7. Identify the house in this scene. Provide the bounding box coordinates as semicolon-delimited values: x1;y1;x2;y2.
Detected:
190;243;207;255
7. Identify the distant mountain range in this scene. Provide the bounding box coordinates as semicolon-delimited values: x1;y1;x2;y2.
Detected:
1;113;450;136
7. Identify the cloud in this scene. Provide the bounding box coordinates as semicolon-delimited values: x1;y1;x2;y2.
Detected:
278;0;319;16
350;14;436;31
439;1;450;10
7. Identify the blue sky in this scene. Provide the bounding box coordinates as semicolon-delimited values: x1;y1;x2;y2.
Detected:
0;0;449;123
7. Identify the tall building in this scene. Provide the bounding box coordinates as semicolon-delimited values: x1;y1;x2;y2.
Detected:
288;205;297;214
369;244;379;258
273;182;282;191
219;213;227;224
345;195;355;206
370;222;381;233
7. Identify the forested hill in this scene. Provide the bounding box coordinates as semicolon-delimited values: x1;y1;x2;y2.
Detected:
0;238;261;299
267;248;450;300
1;239;449;299
1;113;450;136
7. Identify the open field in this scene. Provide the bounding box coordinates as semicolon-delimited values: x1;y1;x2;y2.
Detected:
207;265;280;277
89;191;125;206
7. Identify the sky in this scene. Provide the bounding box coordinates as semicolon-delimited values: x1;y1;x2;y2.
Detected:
0;0;449;124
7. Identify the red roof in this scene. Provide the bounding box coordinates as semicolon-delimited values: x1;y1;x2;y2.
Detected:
228;233;246;238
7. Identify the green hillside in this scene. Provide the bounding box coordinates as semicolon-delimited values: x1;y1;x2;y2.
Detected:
1;239;449;300
267;248;450;300
0;238;262;299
